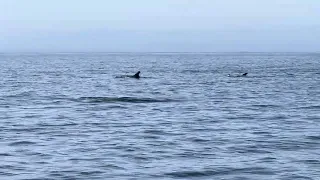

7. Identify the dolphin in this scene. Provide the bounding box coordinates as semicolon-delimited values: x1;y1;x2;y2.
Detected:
116;71;141;79
132;71;140;78
228;73;248;77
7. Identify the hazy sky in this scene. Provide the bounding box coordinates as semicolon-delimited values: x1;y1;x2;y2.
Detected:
1;0;320;52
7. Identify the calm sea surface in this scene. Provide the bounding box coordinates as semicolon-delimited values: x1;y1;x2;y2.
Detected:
0;52;319;180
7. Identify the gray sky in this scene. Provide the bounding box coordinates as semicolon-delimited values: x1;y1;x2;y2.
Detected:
1;0;320;52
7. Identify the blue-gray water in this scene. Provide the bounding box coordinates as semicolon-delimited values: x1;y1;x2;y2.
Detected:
1;52;319;180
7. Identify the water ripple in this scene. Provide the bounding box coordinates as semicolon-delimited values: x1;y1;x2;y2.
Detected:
165;167;276;178
0;53;319;180
8;141;37;146
78;96;180;103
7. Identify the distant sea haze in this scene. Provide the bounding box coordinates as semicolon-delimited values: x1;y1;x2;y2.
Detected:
0;52;319;179
1;27;320;53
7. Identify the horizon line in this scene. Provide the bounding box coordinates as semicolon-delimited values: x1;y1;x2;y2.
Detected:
1;51;319;54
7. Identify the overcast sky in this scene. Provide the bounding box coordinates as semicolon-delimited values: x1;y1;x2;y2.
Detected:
1;0;319;52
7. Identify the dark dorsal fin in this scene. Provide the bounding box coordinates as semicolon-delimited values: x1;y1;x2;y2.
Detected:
242;73;248;76
133;71;140;78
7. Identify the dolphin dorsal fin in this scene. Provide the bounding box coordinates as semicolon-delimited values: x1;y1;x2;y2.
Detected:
133;71;140;78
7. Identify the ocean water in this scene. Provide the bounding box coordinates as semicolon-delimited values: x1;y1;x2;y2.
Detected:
0;52;319;180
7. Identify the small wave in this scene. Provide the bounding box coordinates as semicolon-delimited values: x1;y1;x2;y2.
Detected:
80;171;104;176
0;153;13;156
9;141;36;146
298;105;320;109
165;170;218;178
37;122;78;127
181;69;214;74
189;137;211;143
165;167;275;178
78;97;178;103
106;105;128;109
251;104;281;108
305;135;320;140
298;159;320;165
143;129;165;135
3;91;37;98
10;127;45;132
